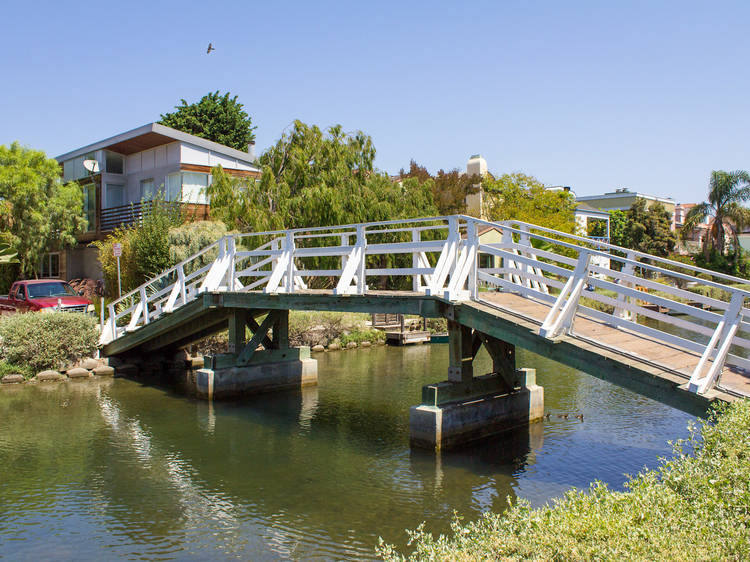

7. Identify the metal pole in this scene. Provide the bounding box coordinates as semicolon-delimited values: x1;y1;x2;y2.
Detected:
116;255;122;298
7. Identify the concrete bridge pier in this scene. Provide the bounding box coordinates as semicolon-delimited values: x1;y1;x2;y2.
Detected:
195;309;317;400
410;320;544;450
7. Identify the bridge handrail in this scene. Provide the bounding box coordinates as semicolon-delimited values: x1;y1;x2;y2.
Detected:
479;216;750;292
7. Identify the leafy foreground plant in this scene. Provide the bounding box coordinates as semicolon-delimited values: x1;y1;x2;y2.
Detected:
0;312;98;374
378;400;750;561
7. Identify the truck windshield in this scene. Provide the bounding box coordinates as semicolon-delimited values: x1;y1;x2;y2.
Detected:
26;282;77;299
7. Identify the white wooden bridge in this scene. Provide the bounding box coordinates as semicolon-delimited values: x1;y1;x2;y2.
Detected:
100;215;750;406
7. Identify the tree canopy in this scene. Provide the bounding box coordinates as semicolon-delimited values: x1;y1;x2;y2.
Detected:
206;120;437;233
159;91;256;151
482;173;576;233
0;142;85;277
624;199;676;256
682;170;750;257
398;160;480;215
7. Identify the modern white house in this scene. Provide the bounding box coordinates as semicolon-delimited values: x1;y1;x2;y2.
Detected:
53;123;261;280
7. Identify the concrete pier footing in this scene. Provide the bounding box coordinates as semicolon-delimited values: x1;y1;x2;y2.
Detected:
195;357;318;400
410;382;544;450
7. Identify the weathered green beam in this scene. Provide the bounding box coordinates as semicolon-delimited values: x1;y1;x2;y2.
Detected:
204;291;444;317
103;299;215;356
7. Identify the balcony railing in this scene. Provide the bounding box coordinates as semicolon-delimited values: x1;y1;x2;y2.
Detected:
99;201;208;233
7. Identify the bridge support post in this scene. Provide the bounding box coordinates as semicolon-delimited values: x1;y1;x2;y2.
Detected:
195;309;317;400
410;323;543;450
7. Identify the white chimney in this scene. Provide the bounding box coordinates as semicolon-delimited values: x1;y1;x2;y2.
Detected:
467;154;487;177
247;141;256;161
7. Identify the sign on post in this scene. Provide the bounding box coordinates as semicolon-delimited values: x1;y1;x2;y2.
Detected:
113;243;122;297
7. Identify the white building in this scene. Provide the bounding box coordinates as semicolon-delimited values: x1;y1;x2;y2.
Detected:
54;123;261;280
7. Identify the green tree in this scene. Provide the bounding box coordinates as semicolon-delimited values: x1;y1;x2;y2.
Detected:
207;120;437;233
482;173;576;232
399;160;480;215
206;121;438;289
0;142;85;277
159;91;256;151
625;199;676;256
589;210;629;247
681;170;750;258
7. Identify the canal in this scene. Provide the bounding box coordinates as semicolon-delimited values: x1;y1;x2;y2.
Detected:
0;344;694;560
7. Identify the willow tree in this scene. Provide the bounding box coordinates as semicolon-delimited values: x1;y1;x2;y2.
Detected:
0;142;85;277
682;170;750;258
206;121;437;288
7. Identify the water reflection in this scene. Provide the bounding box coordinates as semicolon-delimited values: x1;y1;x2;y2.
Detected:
0;345;694;560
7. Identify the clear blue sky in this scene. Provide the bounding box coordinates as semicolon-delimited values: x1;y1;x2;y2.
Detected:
1;0;748;203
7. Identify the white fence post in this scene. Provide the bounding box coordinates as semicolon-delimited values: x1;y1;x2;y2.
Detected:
688;291;745;394
539;250;591;339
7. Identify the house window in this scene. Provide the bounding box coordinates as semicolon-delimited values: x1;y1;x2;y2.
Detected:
40;253;60;279
106;183;124;208
83;182;96;232
181;172;209;204
166;173;182;202
140;178;155;201
105;152;124;174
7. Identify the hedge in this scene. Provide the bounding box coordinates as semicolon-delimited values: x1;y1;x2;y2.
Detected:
0;312;98;373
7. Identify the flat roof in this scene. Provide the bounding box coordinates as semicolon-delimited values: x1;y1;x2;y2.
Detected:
577;192;675;205
55;122;260;168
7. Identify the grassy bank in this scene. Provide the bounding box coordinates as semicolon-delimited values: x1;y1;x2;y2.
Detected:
378;400;750;561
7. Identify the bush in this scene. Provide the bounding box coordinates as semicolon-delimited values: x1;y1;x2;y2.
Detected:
339;329;385;346
168;220;227;276
0;312;98;373
378;400;750;561
93;196;182;297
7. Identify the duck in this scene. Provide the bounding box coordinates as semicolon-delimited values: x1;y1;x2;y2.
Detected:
544;412;551;420
556;413;568;419
576;414;584;421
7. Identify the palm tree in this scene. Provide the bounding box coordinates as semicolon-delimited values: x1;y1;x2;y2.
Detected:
682;170;750;258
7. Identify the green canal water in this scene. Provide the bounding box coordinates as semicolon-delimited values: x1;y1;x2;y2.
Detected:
0;345;694;560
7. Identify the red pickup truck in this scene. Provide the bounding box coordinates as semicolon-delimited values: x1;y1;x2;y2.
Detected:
0;280;94;315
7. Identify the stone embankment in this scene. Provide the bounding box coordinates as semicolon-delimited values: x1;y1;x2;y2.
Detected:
0;357;116;385
310;340;380;353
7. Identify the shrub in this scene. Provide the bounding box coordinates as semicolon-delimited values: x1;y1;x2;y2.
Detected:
378;400;750;561
0;312;98;372
168;220;227;276
339;329;385;346
0;360;32;379
91;226;138;296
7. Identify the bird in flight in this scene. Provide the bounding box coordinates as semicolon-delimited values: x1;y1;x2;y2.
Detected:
207;43;215;54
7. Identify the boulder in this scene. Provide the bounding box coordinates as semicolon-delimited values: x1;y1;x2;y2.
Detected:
1;374;24;384
67;367;91;378
311;344;325;353
93;365;115;377
360;341;372;348
80;358;99;370
37;370;63;382
327;342;341;351
346;341;358;349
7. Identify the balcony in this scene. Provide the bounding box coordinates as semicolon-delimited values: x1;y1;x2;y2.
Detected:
98;201;209;234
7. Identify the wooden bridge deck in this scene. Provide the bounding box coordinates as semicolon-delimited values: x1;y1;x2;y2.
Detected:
479;292;750;399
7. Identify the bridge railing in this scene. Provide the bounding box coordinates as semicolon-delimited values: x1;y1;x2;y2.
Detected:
99;214;750;395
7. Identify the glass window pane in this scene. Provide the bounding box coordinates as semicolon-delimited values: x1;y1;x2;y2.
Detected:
166;173;182;202
140;179;155;201
83;183;96;231
105;152;124;174
181;172;208;204
106;184;124;208
50;254;60;278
